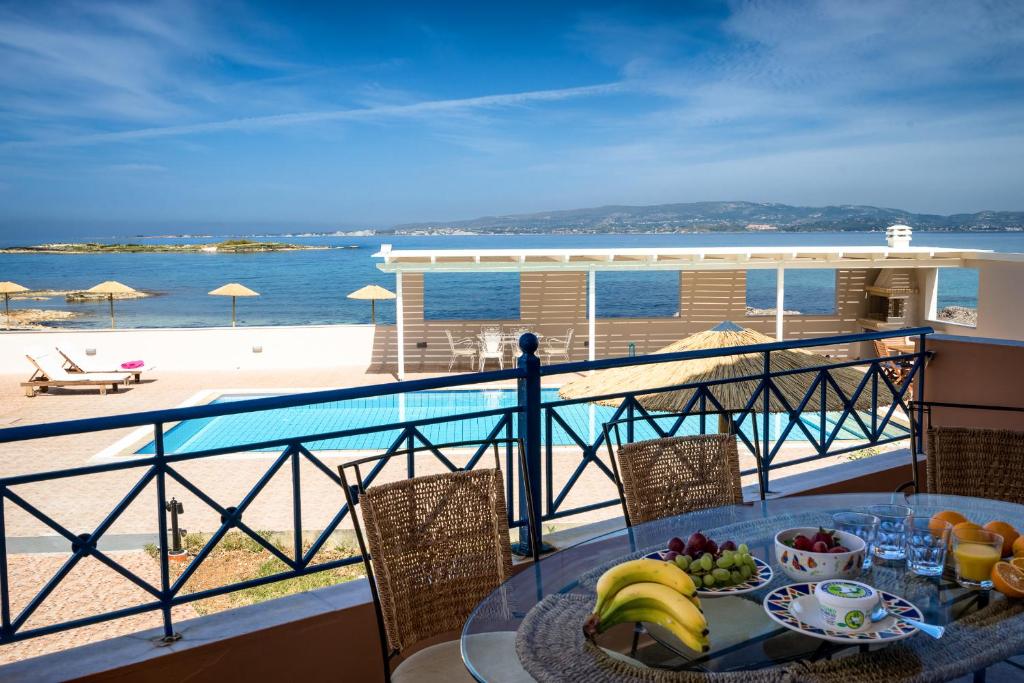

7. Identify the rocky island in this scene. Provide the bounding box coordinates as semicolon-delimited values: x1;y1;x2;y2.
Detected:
0;239;329;254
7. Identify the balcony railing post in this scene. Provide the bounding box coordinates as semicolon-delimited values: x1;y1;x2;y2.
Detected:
153;423;179;643
761;350;771;497
516;334;543;555
915;332;928;489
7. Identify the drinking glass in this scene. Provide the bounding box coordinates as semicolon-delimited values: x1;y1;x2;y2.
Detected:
832;512;880;571
905;517;951;576
952;527;1003;589
866;504;913;561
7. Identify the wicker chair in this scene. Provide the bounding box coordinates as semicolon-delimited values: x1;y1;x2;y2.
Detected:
608;433;743;526
927;426;1024;504
339;441;537;682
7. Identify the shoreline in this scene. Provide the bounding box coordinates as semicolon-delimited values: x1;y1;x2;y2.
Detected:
0;240;334;254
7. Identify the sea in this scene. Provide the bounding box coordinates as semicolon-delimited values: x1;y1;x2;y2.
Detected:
0;232;1020;329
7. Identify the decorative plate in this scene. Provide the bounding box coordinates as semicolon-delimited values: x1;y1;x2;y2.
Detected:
644;550;774;596
762;582;923;644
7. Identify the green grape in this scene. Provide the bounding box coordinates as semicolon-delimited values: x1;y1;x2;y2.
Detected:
687;572;702;584
731;570;743;584
711;568;731;582
739;564;752;580
700;555;714;572
716;554;734;569
742;554;756;568
702;573;716;588
737;543;749;554
675;555;690;571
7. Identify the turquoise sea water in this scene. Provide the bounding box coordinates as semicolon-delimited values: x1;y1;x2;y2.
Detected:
1;232;1019;329
136;388;903;454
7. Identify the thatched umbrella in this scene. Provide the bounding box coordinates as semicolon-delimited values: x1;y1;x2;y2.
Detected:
346;284;395;323
0;281;28;329
87;281;137;329
559;321;883;431
209;283;259;327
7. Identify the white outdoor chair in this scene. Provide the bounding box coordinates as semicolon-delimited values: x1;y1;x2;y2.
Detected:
444;330;477;372
542;328;574;363
506;327;532;364
478;330;506;371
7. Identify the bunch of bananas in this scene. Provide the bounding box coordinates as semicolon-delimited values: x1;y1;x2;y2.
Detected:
583;558;709;653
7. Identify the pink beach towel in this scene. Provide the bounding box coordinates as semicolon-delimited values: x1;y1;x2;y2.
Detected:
121;360;144;370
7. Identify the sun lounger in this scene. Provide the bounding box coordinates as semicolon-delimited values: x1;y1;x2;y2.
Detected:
57;347;147;382
21;351;132;397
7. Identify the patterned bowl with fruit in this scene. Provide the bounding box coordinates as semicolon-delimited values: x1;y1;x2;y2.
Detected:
774;527;866;582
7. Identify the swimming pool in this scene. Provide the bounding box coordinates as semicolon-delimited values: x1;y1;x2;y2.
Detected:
136;388;904;455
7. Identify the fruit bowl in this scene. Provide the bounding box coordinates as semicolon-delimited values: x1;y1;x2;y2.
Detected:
774;527;866;582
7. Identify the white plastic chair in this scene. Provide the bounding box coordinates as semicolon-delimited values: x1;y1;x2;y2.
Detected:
444;330;477;372
542;328;574;363
477;330;505;371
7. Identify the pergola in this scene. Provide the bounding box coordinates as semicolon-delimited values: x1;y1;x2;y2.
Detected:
375;241;984;379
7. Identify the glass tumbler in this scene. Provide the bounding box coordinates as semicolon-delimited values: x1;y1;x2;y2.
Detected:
832;512;880;571
866;504;913;561
905;517;951;576
952;527;1003;589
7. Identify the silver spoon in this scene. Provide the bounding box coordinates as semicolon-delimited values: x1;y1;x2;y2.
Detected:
869;599;944;639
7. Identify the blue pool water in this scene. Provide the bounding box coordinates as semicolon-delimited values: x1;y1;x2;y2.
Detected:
137;388;903;454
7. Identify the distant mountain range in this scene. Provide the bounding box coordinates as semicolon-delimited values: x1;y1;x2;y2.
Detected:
391;201;1024;234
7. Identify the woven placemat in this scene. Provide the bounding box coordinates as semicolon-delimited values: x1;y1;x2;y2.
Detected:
516;510;1024;682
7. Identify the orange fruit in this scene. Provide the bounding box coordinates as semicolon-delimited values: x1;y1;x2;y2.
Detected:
1011;557;1024;572
992;561;1024;599
952;521;982;536
1013;535;1024;558
985;521;1020;557
950;522;983;549
930;511;968;534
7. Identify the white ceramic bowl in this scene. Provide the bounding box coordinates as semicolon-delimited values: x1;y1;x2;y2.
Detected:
774;527;867;582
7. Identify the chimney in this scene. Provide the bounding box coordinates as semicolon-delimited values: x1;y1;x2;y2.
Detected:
886;224;912;248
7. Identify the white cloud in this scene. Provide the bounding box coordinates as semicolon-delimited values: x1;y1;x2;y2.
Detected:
2;82;625;149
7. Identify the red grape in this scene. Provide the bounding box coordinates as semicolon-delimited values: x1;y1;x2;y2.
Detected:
667;537;685;553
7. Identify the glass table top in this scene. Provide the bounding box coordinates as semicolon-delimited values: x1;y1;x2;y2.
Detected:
462;492;1024;681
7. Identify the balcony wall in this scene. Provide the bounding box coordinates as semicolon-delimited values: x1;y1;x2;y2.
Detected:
922;334;1024;429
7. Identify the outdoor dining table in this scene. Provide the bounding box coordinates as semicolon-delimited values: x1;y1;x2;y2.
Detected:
461;492;1024;682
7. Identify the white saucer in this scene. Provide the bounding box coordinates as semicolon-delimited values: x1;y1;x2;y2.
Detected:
762;582;923;644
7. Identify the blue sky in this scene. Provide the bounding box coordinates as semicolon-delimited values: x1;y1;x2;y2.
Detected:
1;0;1023;237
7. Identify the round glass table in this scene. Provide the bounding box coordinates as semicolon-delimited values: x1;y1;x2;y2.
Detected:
462;493;1024;681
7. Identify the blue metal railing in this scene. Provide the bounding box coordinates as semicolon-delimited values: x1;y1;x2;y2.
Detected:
0;326;930;646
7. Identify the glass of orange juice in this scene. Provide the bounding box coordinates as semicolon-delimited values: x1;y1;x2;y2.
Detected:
952;527;1003;589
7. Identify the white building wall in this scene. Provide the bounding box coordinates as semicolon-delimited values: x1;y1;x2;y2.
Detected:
0;324;377;374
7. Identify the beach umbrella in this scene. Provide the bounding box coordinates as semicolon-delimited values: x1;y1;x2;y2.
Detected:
559;321;883;432
208;283;259;327
0;281;29;330
346;284;395;323
86;281;137;329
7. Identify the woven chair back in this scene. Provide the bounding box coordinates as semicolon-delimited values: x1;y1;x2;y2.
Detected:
615;434;743;525
927;427;1024;504
358;468;514;653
